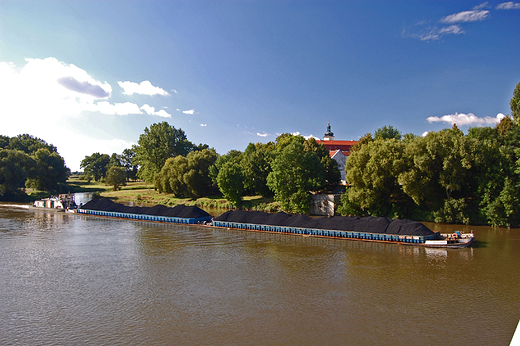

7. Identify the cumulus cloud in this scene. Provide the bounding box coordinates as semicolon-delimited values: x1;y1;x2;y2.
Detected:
140;104;171;117
497;2;520;9
440;10;489;24
57;76;110;98
183;109;195;115
257;132;269;137
118;80;169;96
421;131;429;137
0;57;169;171
427;112;505;126
200;124;207;127
94;101;142;115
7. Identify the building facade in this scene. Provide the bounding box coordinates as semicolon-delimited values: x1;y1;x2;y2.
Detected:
315;122;358;184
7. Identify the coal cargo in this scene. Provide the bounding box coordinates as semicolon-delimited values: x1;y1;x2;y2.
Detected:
213;210;434;237
80;198;210;219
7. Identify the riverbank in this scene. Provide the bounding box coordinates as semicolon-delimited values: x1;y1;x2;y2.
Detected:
67;178;280;212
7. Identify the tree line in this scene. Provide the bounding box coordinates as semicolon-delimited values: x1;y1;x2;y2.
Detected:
339;81;520;227
0;134;69;200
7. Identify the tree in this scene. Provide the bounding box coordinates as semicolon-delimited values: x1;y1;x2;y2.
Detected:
267;140;324;214
108;153;122;168
155;149;218;198
134;122;195;183
26;148;69;191
217;161;244;207
374;125;402;140
511;81;520;123
399;128;479;224
105;166;127;191
341;138;410;218
240;143;273;197
80;153;110;181
8;134;57;154
120;148;138;181
208;150;242;186
303;137;340;189
0;149;35;199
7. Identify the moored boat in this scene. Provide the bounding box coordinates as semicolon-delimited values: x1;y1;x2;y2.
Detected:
32;193;77;212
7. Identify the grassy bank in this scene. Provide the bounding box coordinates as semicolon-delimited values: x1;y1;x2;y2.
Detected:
67;178;280;212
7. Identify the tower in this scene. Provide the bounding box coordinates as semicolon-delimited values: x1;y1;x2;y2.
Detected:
324;121;334;140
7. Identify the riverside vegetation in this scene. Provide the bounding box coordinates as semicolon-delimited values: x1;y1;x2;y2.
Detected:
2;82;519;226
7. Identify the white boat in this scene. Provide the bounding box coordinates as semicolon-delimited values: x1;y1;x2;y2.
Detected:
32;194;77;212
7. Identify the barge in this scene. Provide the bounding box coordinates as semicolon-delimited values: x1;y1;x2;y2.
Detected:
211;210;474;248
72;199;474;248
77;198;212;224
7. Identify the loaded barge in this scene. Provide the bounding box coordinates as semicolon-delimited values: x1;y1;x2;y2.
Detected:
75;199;473;248
211;210;474;248
77;198;212;224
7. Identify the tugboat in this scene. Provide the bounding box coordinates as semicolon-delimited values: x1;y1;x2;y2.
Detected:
32;194;77;212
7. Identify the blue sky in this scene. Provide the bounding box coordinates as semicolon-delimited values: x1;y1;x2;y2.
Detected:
1;1;519;171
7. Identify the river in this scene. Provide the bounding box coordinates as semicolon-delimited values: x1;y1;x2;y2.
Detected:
0;204;519;345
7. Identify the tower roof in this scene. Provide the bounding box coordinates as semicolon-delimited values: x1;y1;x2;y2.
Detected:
324;121;334;139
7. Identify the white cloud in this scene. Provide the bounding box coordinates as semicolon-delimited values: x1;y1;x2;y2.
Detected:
440;10;489;24
473;2;489;10
497;2;520;9
0;57;167;171
427;112;505;126
118;80;169;96
200;124;207;127
421;131;429;137
95;101;142;115
407;25;465;41
183;109;195;115
257;132;269;137
140;104;171;117
439;25;465;35
304;134;320;140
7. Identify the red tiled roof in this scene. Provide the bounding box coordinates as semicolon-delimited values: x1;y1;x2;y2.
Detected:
317;139;358;152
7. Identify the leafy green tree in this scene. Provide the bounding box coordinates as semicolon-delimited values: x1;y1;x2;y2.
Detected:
350;133;373;153
303;137;340;189
399;129;479;223
105;166;127;191
240;143;273;196
342;138;409;218
511;81;520;123
156;155;189;195
0;149;35;199
80;153;110;181
8;134;57;154
134;122;195;182
217;161;244;207
267;140;324;214
155;149;218;198
121;148;138;181
374;125;402;140
0;135;9;149
109;153;122;167
26;148;69;191
208;150;242;186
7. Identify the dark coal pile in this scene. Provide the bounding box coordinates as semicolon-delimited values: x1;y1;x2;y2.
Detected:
80;198;210;219
214;210;434;236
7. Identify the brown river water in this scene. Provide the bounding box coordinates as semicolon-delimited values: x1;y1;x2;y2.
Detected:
0;204;519;345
